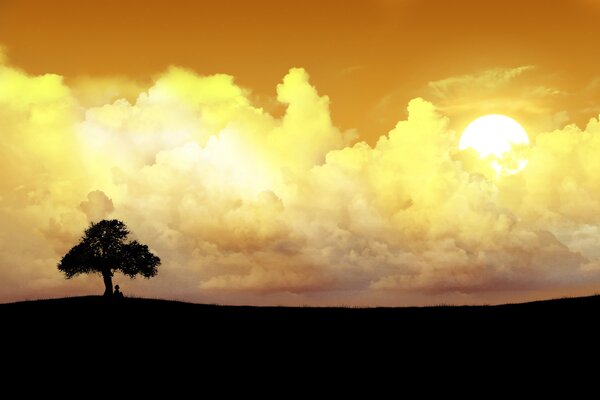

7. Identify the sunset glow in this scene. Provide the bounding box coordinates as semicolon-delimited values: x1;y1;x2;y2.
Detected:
2;0;600;306
459;114;530;175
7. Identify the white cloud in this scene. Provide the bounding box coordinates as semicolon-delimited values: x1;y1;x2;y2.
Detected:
2;60;600;305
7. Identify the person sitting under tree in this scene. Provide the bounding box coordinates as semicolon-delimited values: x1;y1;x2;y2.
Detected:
114;284;124;299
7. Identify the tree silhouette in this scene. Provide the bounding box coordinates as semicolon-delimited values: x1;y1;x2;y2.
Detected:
58;219;160;296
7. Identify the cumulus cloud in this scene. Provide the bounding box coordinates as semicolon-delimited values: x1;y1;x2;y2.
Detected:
80;190;114;222
2;54;600;305
70;75;147;108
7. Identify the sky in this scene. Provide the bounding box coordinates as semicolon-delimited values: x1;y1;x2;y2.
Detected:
2;0;600;305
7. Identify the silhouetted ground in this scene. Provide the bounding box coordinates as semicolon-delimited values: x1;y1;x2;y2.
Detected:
3;294;599;335
2;295;596;380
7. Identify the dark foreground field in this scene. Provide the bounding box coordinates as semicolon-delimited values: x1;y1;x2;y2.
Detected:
2;296;598;371
2;294;599;335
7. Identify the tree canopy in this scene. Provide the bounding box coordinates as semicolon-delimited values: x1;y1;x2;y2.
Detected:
58;219;160;296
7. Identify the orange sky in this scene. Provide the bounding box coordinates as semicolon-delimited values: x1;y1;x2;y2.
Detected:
4;0;600;305
3;0;600;142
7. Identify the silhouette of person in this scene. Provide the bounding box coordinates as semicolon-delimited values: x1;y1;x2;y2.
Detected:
114;284;124;299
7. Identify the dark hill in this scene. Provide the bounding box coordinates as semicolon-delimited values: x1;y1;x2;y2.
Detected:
2;294;599;332
2;295;597;367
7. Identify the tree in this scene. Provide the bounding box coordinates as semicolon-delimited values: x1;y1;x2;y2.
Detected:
58;219;161;296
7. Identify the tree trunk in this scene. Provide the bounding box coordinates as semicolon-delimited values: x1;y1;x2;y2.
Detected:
102;270;113;297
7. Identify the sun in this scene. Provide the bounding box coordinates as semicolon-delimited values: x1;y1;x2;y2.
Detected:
459;114;530;175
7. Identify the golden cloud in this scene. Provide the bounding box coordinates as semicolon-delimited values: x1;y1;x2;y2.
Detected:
2;55;600;305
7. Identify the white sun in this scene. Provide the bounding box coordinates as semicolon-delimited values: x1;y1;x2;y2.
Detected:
459;114;530;174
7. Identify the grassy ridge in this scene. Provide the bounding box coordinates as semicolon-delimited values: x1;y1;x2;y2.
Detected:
2;295;597;362
3;293;599;326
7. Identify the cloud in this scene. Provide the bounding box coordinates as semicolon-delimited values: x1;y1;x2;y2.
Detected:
80;190;114;222
2;56;600;305
428;66;535;100
528;85;564;98
69;75;147;108
424;66;573;133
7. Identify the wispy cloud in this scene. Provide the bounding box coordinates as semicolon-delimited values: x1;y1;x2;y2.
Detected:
428;66;535;99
